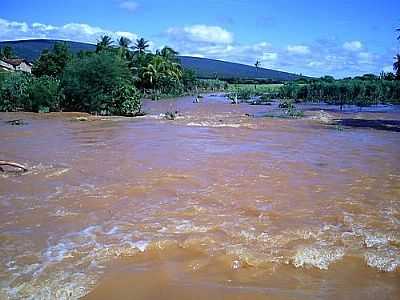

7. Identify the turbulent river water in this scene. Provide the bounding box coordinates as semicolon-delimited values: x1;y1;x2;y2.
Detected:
0;95;399;299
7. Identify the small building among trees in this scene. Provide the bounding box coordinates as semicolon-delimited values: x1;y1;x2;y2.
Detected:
0;58;32;73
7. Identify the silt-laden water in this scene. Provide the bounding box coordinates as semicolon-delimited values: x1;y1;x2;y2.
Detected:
0;96;399;299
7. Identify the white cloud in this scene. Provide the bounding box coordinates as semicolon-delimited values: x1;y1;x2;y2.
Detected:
307;61;323;67
343;40;363;51
0;18;137;44
287;45;310;55
251;41;271;51
32;22;56;31
118;1;139;12
181;53;205;58
0;18;29;36
383;65;393;73
0;17;391;78
357;52;375;64
261;52;278;61
115;31;137;41
167;24;233;44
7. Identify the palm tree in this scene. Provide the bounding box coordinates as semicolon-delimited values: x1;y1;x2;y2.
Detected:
141;55;182;98
394;54;400;79
118;36;131;49
254;60;261;90
133;38;150;54
141;56;164;99
96;35;113;52
117;36;132;59
158;46;179;61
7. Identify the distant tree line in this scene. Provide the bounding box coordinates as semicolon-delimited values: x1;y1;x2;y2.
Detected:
0;36;199;115
279;75;400;108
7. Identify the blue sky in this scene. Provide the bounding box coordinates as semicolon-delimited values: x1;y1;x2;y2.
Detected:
1;0;399;77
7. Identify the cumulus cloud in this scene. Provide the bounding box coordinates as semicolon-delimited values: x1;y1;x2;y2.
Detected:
261;52;278;61
169;33;389;77
0;17;392;78
383;65;393;73
118;1;139;13
287;45;310;55
343;40;363;51
0;18;137;43
115;31;137;41
166;24;233;44
0;18;29;35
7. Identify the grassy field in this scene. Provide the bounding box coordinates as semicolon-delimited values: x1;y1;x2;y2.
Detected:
227;83;283;93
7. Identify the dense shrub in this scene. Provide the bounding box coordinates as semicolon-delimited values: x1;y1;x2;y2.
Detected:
0;72;31;111
62;52;141;115
110;82;141;116
278;99;295;109
0;72;63;112
27;76;62;112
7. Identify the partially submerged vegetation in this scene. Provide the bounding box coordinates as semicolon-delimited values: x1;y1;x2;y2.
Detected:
279;75;400;108
226;74;400;110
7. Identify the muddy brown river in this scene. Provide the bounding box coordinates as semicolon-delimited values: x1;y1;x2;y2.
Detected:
0;95;399;299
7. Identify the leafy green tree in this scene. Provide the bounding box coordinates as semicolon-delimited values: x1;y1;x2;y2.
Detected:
27;76;62;112
0;72;31;111
111;82;142;116
383;72;396;81
133;38;150;54
62;51;141;115
0;46;16;59
182;69;197;91
32;42;72;78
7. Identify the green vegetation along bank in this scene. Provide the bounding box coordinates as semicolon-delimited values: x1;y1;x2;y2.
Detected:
0;36;199;115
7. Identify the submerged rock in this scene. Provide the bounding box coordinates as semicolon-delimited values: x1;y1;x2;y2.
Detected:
6;119;27;126
74;117;89;122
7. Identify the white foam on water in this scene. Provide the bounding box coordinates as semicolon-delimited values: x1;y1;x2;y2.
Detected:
44;240;76;262
5;271;98;300
45;168;70;178
51;208;78;217
365;248;400;272
187;122;242;128
174;220;209;233
240;230;257;241
364;232;389;248
1;223;152;299
293;245;345;270
132;240;149;252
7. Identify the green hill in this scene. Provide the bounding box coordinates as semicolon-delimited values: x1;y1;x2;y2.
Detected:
0;39;301;81
178;56;300;81
0;39;96;61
